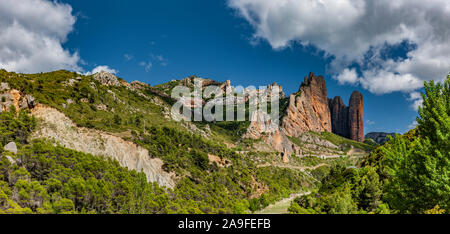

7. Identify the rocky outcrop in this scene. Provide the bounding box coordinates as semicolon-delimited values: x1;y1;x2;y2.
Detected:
0;82;10;91
365;132;396;144
131;81;150;90
329;96;349;138
0;88;35;112
348;91;364;142
245;110;297;152
252;72;365;152
244;110;279;139
328;92;364;142
93;71;121;86
31;105;175;188
243;72;365;159
281;73;332;137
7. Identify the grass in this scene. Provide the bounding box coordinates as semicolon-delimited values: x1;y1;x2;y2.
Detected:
314;131;376;152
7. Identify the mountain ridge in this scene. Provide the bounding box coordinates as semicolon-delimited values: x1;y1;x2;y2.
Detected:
0;69;373;214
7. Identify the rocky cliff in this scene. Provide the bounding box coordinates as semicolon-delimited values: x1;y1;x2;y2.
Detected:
279;72;364;142
244;72;365;159
329;96;349;138
328;91;364;142
348;91;364;142
281;73;332;137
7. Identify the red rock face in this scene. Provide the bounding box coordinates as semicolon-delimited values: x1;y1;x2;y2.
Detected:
281;72;332;137
329;96;349;138
328;92;364;142
280;72;364;142
348;91;364;142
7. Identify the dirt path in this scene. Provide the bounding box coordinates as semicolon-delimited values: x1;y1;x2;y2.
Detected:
255;191;311;214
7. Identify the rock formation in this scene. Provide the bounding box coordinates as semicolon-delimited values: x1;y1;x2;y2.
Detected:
243;72;365;160
278;72;364;142
93;71;121;86
328;91;364;142
0;86;36;112
281;72;332;137
329;96;349;138
348;91;364;142
131;80;150;90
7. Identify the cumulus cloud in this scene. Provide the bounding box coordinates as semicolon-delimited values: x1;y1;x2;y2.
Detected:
228;0;450;97
407;91;423;111
336;68;358;85
85;65;118;76
0;0;81;73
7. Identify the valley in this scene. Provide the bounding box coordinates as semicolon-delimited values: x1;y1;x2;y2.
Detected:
1;69;447;214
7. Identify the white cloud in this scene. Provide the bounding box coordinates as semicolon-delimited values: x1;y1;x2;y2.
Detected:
0;0;81;73
139;61;152;72
228;0;450;95
336;68;358;85
407;91;423;111
359;70;424;94
85;65;118;76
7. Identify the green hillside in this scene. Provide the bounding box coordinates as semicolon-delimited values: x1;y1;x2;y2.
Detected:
0;70;321;213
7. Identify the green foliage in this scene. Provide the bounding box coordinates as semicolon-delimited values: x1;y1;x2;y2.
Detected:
0;108;36;146
295;76;450;214
318;131;375;152
233;200;250;214
211;121;250;141
289;165;384;214
0;70;337;214
382;76;449;213
249;167;313;212
364;138;378;146
1;141;171;214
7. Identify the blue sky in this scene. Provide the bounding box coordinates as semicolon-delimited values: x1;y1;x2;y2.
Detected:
2;0;449;134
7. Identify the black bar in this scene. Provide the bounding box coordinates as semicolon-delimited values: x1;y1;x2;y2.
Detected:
0;214;447;233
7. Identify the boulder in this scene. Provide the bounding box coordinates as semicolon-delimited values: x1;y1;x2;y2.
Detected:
26;94;35;108
4;142;17;154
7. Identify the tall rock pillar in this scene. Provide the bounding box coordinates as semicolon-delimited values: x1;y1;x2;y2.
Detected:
348;91;364;142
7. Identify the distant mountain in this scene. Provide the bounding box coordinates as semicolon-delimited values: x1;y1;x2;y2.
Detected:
365;132;397;144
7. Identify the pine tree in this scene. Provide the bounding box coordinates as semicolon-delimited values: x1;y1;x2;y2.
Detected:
383;75;450;213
